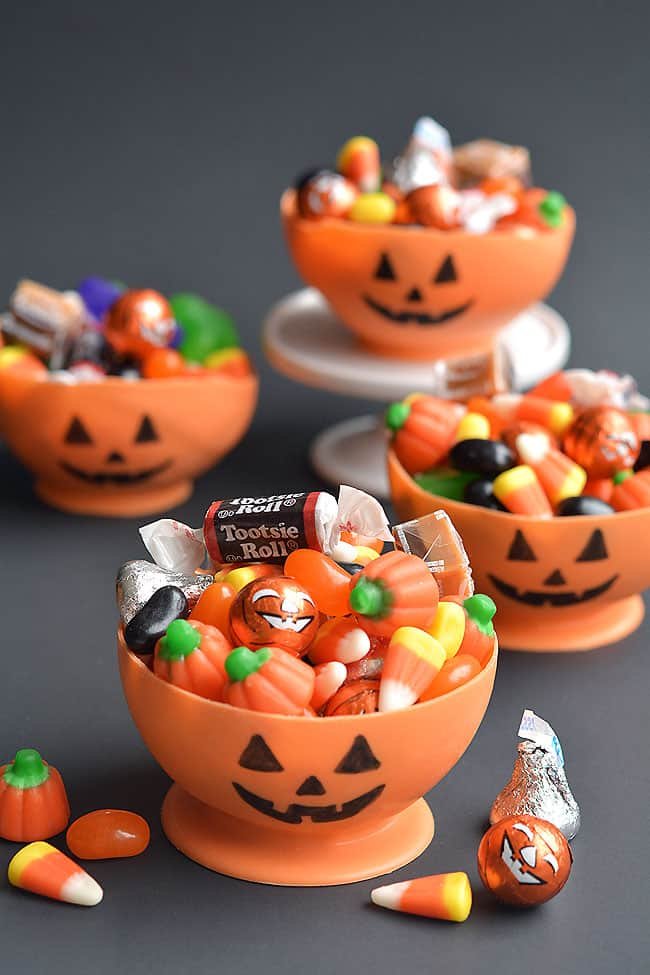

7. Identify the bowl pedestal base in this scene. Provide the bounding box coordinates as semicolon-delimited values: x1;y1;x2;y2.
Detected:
496;594;645;652
35;478;193;517
161;784;435;886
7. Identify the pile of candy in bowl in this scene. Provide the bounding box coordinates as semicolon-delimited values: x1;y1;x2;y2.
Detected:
117;487;497;716
0;277;252;382
294;115;568;235
387;367;650;516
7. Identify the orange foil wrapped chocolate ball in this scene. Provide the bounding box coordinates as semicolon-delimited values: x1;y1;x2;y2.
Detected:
564;406;639;478
229;576;319;655
477;814;572;907
104;288;176;361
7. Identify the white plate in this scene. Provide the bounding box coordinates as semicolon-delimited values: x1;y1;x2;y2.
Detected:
264;287;570;402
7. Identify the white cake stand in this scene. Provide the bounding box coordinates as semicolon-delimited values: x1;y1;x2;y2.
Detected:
263;288;570;497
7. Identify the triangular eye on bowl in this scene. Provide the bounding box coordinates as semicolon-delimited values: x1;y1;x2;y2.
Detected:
64;416;93;445
239;735;284;772
507;530;537;561
335;735;381;774
135;415;158;443
434;254;457;284
576;529;608;562
374;252;397;280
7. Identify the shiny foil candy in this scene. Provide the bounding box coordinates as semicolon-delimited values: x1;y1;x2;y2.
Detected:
563;405;639;478
116;560;213;625
490;739;580;840
478;814;572;907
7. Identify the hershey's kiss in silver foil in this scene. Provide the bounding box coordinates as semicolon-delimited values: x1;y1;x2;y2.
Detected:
490;709;580;840
116;560;213;625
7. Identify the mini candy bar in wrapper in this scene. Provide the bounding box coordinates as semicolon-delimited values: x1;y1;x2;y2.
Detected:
452;139;531;188
3;279;86;369
140;486;392;572
116;560;213;625
431;341;513;400
390;116;453;194
490;709;580;840
392;509;474;599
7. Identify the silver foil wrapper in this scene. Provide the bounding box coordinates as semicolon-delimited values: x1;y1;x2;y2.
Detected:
116;560;213;625
490;740;581;840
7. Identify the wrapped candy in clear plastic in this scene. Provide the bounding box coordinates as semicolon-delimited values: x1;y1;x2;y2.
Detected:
391;509;473;599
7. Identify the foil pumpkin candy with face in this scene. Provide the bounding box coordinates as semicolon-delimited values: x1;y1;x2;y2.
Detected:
104;289;177;361
487;525;618;608
232;732;385;825
229;577;320;656
477;814;572;907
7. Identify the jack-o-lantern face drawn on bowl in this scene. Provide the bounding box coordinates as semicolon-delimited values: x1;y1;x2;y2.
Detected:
281;189;575;361
118;630;497;885
0;370;258;517
388;448;650;652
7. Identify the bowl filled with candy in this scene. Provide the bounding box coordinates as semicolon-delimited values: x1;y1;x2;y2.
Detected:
0;278;258;516
281;116;575;361
117;486;498;885
386;368;650;651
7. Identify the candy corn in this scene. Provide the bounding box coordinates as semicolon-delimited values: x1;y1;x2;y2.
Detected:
492;465;553;517
491;394;574;437
8;842;103;906
427;600;466;660
311;661;347;711
371;872;472;922
515;432;586;505
378;627;445;712
308;617;371;666
336;136;381;193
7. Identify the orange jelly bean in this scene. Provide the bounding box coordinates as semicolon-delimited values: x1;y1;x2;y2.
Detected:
66;809;150;860
189;581;236;634
284;548;351;617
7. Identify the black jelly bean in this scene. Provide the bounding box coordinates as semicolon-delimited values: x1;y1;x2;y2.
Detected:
556;496;615;517
124;585;189;654
464;478;507;510
450;439;516;477
634;441;650;472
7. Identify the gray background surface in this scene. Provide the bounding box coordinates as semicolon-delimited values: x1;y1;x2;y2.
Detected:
1;2;649;972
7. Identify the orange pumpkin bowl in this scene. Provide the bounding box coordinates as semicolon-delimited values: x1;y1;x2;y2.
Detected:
118;629;497;886
0;370;258;517
389;448;650;652
281;189;575;361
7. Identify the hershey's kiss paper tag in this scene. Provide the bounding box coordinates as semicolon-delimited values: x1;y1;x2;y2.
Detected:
518;709;564;767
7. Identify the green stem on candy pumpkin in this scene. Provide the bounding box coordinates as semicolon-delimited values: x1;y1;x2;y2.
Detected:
159;619;202;661
385;401;411;433
349;576;393;620
463;594;496;637
538;191;566;228
4;749;50;789
225;646;273;683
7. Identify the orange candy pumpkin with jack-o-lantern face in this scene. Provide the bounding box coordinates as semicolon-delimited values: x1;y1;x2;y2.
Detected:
281;189;575;361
